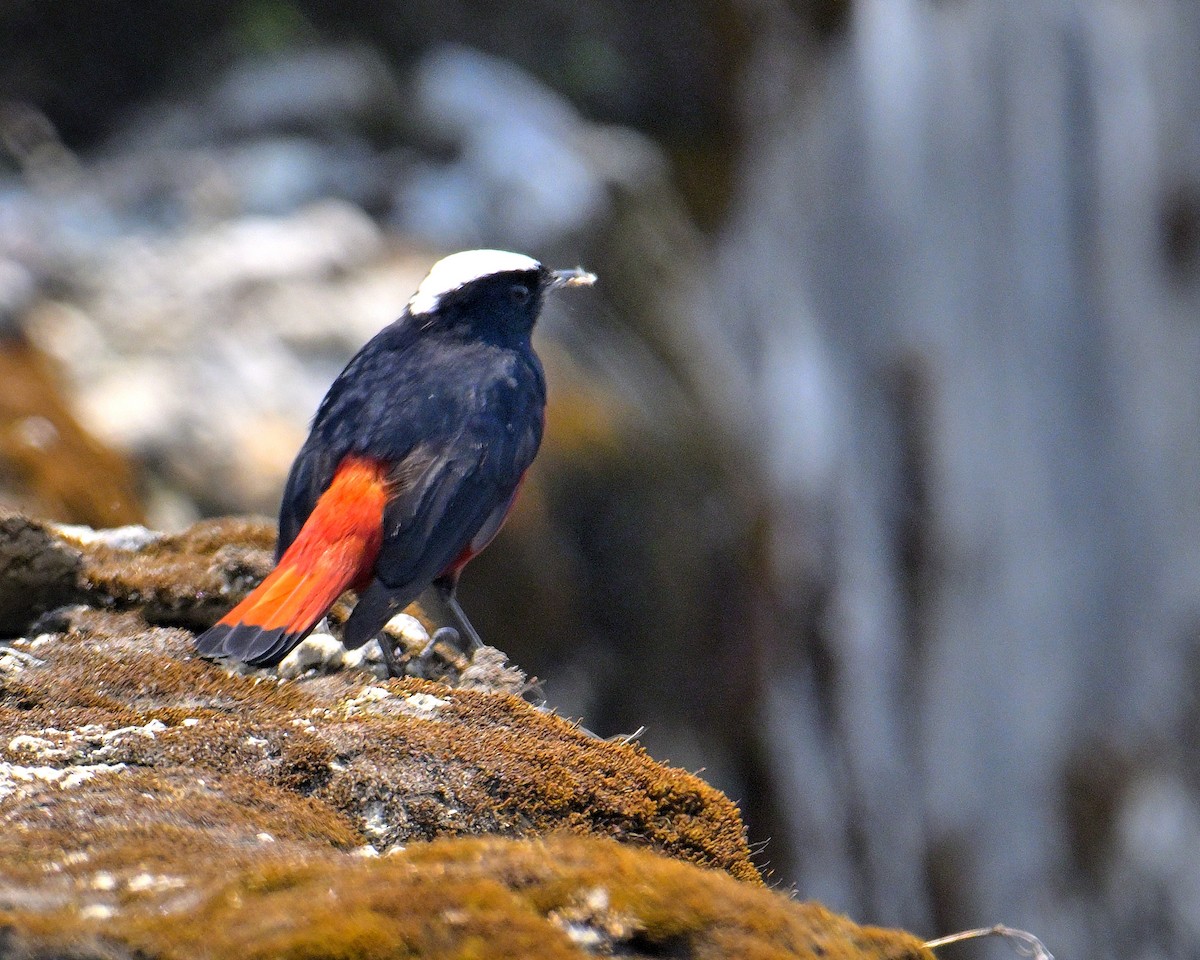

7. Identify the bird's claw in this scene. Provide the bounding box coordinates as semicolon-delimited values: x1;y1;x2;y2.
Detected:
420;626;460;658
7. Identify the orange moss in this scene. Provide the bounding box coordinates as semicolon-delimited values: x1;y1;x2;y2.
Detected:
0;334;145;527
0;515;279;637
81;517;277;626
0;836;930;960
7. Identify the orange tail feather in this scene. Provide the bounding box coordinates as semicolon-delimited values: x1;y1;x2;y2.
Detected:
195;456;388;666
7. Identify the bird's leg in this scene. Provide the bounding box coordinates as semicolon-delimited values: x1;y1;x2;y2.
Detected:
445;594;485;650
375;632;401;677
433;575;485;651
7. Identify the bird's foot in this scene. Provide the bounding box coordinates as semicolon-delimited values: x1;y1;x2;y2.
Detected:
418;626;461;658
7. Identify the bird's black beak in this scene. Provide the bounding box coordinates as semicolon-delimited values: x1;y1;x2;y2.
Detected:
548;266;597;291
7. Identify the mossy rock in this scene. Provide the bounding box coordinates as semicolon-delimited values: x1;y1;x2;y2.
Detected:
0;516;932;958
0;605;754;879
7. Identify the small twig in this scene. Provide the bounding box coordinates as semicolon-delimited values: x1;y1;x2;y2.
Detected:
608;725;646;746
924;925;1053;960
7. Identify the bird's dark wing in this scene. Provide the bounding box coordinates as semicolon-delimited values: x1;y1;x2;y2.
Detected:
339;392;543;649
375;407;543;591
275;318;425;559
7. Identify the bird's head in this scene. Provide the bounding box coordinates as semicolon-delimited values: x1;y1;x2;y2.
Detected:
407;249;596;342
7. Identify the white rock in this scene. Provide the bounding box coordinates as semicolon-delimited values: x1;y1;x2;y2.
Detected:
0;762;126;801
91;872;117;891
6;735;66;759
400;692;449;717
54;523;163;551
386;612;431;647
278;631;345;678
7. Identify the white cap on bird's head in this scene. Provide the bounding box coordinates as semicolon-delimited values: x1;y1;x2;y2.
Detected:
407;249;596;316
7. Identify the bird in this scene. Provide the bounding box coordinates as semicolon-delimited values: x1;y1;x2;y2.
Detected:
194;249;595;674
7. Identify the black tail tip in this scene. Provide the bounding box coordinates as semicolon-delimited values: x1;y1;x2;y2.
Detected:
194;622;298;668
193;622;234;658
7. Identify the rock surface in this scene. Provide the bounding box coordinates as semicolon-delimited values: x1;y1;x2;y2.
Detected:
0;513;275;635
0;515;930;959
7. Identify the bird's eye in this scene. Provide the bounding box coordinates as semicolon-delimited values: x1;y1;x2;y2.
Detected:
510;283;531;304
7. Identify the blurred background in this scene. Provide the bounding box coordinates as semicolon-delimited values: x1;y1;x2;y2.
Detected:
2;0;1199;956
